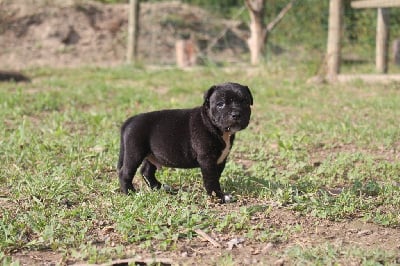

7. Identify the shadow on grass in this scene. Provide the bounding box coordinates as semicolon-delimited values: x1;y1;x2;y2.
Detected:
224;173;283;198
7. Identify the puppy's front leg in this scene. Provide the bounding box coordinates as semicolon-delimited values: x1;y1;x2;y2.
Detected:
200;163;231;203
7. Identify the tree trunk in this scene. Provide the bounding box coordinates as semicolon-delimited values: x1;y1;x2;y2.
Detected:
245;0;297;65
246;0;266;65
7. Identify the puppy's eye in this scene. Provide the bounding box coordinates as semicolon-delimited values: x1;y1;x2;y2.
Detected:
216;102;225;109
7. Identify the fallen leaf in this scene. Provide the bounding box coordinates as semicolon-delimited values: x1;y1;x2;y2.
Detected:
226;237;245;250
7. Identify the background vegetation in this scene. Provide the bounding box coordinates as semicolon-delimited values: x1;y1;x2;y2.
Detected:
93;0;400;69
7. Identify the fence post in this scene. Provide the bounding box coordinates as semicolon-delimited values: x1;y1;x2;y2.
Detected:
126;0;139;63
176;39;197;68
394;38;400;66
376;8;389;73
326;0;343;81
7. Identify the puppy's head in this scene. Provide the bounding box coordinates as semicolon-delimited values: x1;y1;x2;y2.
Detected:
204;82;253;134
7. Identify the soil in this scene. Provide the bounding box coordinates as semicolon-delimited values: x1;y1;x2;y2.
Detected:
0;0;247;69
2;1;400;265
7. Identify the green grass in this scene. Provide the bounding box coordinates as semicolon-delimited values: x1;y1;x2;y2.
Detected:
286;243;399;265
1;63;400;264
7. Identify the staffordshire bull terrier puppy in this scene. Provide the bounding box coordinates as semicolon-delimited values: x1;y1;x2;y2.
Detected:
117;82;253;203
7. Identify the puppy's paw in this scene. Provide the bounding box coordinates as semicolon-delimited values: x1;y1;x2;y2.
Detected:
222;194;235;203
161;184;178;194
161;184;172;191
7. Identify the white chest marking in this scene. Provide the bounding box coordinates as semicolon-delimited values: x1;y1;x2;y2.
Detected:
217;132;231;164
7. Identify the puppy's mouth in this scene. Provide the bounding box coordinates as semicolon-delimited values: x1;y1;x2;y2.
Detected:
224;125;241;134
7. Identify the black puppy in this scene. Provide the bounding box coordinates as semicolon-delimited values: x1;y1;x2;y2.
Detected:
118;82;253;203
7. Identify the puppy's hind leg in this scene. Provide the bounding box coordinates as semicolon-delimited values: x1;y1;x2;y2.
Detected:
140;159;162;189
119;151;145;194
119;162;140;194
140;159;175;193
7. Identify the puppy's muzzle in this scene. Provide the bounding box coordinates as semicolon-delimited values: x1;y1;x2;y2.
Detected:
230;111;241;121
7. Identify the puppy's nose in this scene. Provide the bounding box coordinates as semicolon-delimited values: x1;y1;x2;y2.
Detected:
231;112;241;120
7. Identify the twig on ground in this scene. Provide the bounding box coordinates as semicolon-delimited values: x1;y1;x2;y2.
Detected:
194;229;221;248
74;257;173;266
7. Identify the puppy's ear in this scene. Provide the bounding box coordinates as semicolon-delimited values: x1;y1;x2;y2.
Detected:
203;85;217;108
244;86;253;106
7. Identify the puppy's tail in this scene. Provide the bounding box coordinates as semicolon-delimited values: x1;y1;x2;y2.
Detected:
117;130;124;171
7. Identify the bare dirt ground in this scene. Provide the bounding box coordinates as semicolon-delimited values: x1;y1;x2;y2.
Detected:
0;0;246;69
